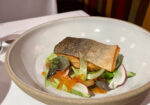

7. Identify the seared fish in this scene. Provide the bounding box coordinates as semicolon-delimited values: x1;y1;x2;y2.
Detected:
54;37;120;72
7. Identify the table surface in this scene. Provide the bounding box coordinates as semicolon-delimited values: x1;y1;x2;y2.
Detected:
0;10;150;105
0;10;88;105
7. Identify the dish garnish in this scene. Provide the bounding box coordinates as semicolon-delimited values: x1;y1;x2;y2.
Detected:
42;37;136;97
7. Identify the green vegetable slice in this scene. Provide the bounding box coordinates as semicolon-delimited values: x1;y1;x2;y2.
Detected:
53;78;60;84
71;66;81;75
87;69;105;79
43;70;60;88
79;56;87;80
46;53;57;63
49;78;60;88
115;54;124;70
50;82;59;88
127;71;136;78
43;69;49;87
61;84;68;91
70;57;87;80
101;71;114;79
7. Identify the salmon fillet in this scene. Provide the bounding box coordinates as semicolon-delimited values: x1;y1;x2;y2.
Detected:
54;37;120;72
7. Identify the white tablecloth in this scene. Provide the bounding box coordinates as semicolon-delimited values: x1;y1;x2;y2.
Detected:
0;10;88;105
0;0;57;22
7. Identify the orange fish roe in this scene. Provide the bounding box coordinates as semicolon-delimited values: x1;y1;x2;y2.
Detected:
79;74;85;79
50;70;85;91
57;82;64;89
62;75;77;90
46;62;50;68
72;76;85;85
42;72;46;76
93;87;106;94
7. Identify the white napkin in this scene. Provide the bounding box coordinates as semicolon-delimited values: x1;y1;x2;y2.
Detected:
0;34;20;42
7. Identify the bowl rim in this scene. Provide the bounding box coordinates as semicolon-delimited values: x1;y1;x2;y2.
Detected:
5;16;150;104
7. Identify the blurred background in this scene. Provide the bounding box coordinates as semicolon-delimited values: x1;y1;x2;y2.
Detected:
57;0;150;31
0;0;150;31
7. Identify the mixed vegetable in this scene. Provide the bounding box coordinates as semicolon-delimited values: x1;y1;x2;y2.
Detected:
42;53;136;98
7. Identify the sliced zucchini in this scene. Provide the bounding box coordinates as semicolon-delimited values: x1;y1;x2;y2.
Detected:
87;69;105;79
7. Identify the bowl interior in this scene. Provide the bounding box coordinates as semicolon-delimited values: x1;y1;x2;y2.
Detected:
7;17;150;98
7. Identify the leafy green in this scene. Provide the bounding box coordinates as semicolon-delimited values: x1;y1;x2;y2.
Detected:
49;78;60;88
127;72;136;78
106;78;112;83
101;71;114;79
115;54;124;70
50;81;59;88
61;84;68;91
50;56;70;70
47;56;70;79
87;69;105;79
46;53;57;63
53;78;60;84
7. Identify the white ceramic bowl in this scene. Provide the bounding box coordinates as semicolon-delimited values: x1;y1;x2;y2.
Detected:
5;17;150;105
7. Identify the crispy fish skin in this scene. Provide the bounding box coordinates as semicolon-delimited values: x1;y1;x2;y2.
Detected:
54;37;120;72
